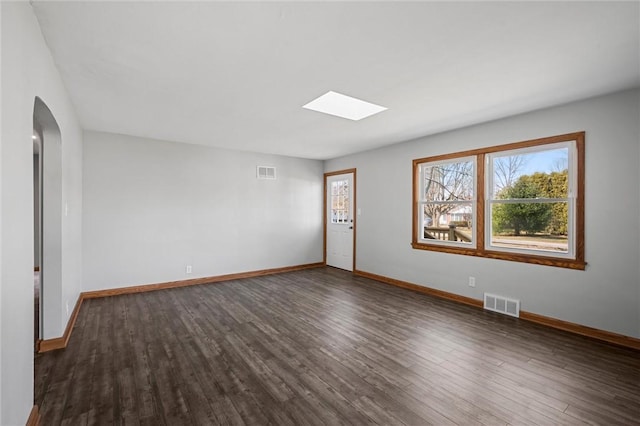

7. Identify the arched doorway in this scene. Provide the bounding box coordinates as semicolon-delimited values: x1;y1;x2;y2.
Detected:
33;97;62;348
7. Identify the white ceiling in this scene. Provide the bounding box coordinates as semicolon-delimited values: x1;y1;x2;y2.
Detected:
32;1;640;160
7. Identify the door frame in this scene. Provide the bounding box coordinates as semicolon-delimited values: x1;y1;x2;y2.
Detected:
323;168;357;271
33;129;43;349
33;96;63;346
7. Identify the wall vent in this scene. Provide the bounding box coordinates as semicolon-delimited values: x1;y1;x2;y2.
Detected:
257;166;276;180
484;293;520;318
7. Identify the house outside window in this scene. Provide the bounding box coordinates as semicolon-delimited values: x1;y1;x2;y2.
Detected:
417;157;476;247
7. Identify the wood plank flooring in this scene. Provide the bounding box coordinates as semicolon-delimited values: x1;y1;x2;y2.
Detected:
35;267;640;425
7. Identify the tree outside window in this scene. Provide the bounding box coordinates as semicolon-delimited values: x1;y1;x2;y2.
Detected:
412;132;585;270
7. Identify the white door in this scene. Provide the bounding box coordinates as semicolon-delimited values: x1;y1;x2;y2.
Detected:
326;172;354;271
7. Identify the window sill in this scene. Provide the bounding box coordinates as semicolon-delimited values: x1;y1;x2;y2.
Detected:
411;242;586;270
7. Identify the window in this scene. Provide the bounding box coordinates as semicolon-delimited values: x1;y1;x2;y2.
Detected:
418;157;476;247
487;142;574;257
412;132;585;270
330;179;350;224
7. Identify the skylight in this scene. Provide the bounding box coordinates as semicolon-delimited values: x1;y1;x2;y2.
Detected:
302;91;387;121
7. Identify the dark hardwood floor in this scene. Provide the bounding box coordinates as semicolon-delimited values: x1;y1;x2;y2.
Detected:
35;267;640;425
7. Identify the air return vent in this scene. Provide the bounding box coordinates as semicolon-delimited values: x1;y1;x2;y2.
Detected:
484;293;520;318
257;166;276;180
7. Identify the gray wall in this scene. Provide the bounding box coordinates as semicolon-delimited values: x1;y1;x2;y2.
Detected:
82;131;324;291
326;89;640;339
1;3;84;424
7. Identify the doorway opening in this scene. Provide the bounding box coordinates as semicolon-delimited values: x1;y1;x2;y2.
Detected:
324;169;356;271
33;127;42;349
32;97;63;351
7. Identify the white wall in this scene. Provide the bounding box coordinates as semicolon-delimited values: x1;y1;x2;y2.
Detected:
326;89;640;339
0;3;83;425
0;2;3;421
82;131;323;291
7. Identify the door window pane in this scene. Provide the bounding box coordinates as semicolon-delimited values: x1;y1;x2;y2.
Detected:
331;179;349;224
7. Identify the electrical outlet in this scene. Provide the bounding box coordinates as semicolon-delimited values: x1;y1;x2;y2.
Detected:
66;301;70;316
186;265;192;274
468;276;476;287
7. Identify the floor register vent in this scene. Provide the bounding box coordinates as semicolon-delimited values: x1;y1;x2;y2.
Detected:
484;293;520;318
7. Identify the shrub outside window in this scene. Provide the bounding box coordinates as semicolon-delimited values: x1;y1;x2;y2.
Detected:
487;142;575;258
412;132;585;270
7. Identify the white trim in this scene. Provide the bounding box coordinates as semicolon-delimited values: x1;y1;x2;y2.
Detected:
485;140;576;259
417;156;477;248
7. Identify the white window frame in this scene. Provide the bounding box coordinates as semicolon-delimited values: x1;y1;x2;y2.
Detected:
417;156;477;249
485;141;577;259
